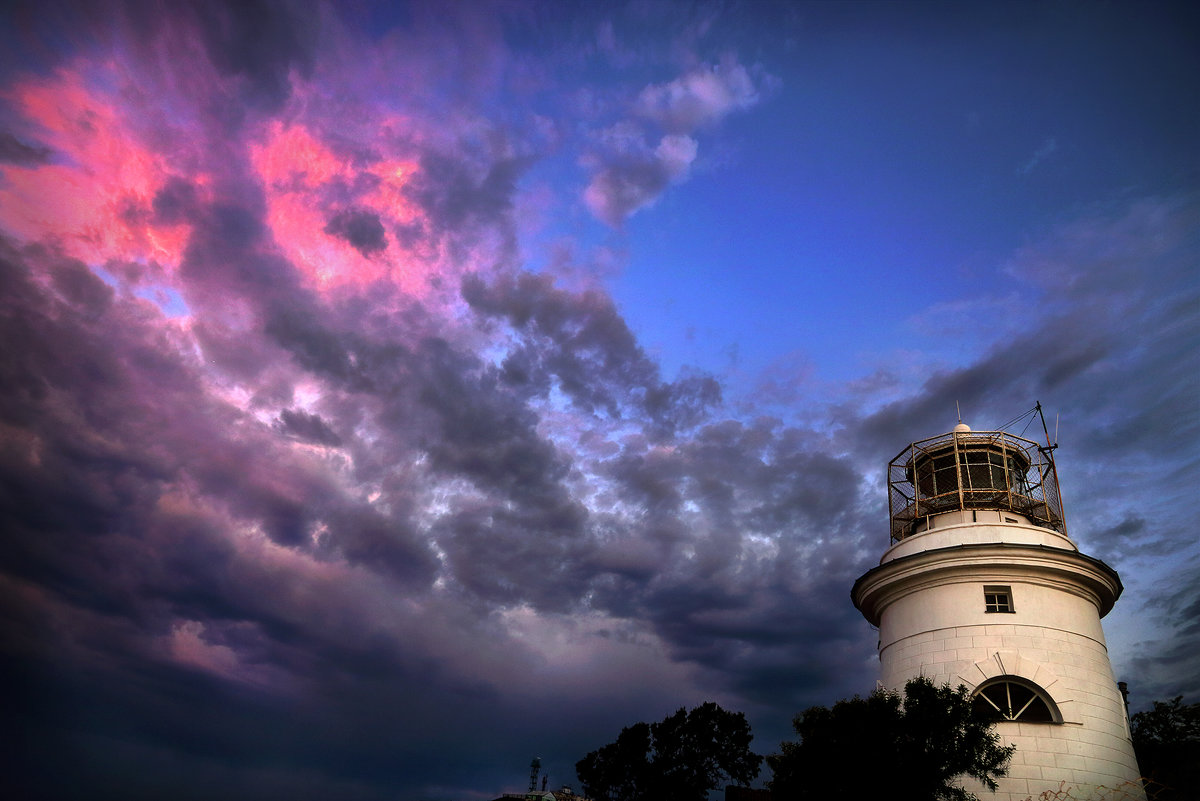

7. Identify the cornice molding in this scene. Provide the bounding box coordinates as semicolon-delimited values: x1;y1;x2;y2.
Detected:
851;543;1122;626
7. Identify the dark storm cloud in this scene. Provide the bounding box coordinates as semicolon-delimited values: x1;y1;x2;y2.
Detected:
407;152;530;231
152;177;201;225
2;569;559;801
276;408;342;445
397;150;533;267
430;406;864;735
394;333;607;611
848;196;1198;486
408;335;568;497
142;155;606;624
0;131;52;164
1128;565;1200;704
47;252;114;316
455;264;879;710
167;199;471;586
0;240;217;628
4;234;439;589
208;201;287;280
0;235;503;797
1;0;318;121
463;270;721;436
846;323;1115;464
435;501;590;611
188;0;320;111
263;304;361;383
137;156;603;614
324;207;387;256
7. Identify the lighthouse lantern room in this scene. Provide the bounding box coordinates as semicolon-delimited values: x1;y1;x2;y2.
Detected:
889;423;1064;543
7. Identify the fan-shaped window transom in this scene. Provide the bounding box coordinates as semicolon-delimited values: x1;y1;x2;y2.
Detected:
972;678;1058;723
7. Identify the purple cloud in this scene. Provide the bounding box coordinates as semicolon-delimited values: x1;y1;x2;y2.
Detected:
635;58;764;132
583;134;698;226
580;54;773;226
0;131;53;165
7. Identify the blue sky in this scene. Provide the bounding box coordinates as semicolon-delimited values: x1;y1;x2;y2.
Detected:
601;2;1197;388
0;1;1196;798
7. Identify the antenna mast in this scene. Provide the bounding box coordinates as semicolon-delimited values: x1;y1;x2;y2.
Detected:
529;757;541;793
1035;401;1067;536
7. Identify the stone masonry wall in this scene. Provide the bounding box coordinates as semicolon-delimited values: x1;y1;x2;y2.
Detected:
880;622;1144;800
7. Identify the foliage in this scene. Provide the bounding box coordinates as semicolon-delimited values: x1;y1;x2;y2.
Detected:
1131;696;1200;799
767;677;1014;801
575;702;763;801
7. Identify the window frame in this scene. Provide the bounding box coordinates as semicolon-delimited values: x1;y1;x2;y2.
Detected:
972;676;1060;723
983;585;1015;614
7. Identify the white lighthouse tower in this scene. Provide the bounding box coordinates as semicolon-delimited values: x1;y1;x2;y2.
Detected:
851;411;1144;799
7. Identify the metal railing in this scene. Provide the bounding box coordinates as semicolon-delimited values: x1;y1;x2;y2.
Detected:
888;430;1065;543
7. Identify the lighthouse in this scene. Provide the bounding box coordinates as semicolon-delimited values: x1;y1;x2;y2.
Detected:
851;413;1144;799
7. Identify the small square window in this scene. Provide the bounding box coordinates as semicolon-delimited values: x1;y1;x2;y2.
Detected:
984;585;1014;613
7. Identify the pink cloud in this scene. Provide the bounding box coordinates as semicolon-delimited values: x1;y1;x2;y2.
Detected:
0;70;193;268
248;120;431;293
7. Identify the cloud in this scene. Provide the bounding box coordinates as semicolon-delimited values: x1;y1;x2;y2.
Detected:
580;54;772;226
0;131;53;165
462;269;720;434
1018;136;1058;175
0;232;533;796
275;408;343;445
583;133;698;225
635;58;764;132
323;208;388;256
0;191;878;793
188;0;321;112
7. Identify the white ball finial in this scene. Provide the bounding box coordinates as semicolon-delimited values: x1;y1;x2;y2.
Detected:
954;422;972;432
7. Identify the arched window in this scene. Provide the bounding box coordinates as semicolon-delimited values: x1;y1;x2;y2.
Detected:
972;677;1059;723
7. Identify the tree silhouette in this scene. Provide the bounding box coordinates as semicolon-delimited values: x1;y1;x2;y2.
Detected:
1132;695;1200;799
576;702;762;801
768;677;1013;801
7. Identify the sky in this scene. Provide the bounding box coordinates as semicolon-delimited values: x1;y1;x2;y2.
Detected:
0;1;1197;798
